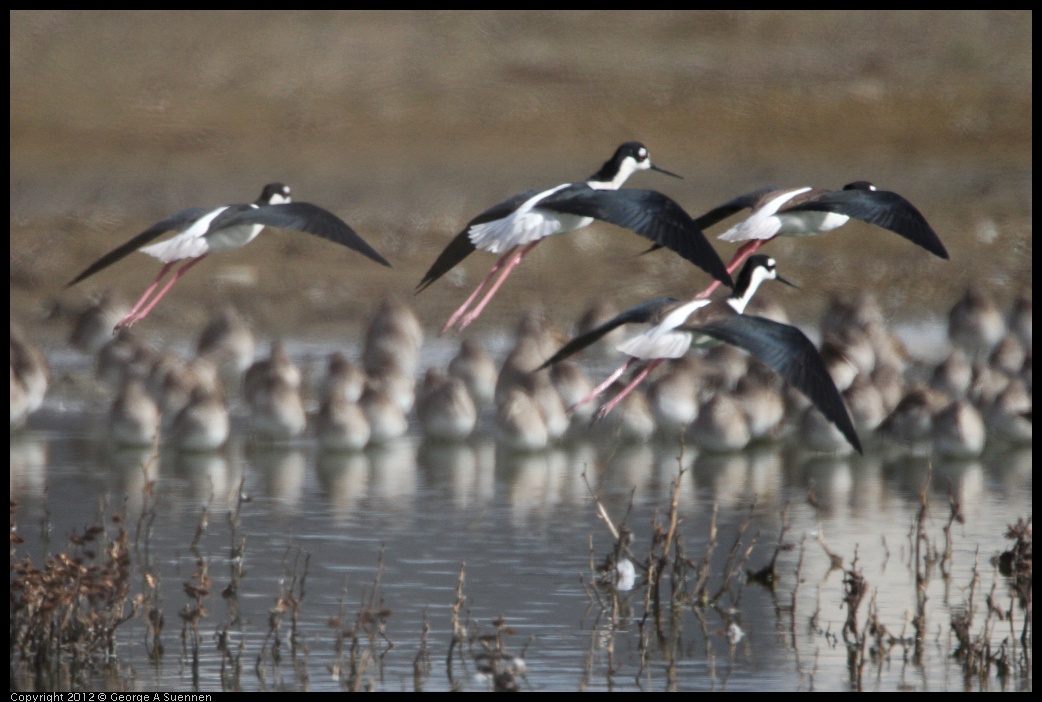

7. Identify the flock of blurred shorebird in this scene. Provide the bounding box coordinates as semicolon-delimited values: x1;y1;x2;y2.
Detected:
10;143;1032;459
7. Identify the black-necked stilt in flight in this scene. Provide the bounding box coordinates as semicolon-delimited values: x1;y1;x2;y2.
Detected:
648;181;948;299
66;183;392;329
416;142;734;333
539;255;863;454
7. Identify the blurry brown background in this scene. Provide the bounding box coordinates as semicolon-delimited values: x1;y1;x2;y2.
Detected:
10;11;1032;342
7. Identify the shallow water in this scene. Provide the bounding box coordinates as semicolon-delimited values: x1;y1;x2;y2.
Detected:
10;10;1032;692
10;338;1032;692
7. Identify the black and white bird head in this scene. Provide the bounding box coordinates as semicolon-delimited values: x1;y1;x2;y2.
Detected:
258;182;292;205
587;141;682;190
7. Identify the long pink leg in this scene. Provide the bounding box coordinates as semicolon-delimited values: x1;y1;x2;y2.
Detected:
440;246;520;334
116;255;207;329
593;358;664;422
457;240;542;332
568;357;640;414
694;239;766;299
114;261;177;329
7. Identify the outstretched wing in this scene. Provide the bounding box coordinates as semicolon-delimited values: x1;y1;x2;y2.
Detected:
538;296;680;370
415;189;541;293
542;188;734;288
687;314;863;454
210;202;391;267
65;207;210;288
641;186;783;256
693;186;785;231
787;189;949;260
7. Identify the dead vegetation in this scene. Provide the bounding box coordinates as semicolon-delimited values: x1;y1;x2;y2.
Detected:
10;449;1032;691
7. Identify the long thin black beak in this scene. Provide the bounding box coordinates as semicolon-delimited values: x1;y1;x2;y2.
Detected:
776;274;799;290
650;163;682;179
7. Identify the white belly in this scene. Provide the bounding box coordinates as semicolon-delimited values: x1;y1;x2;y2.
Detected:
469;209;592;253
616;330;693;360
140;221;264;262
774;211;851;237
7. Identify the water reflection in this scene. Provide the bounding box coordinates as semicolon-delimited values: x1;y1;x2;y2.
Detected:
104;444;157;514
420;439;495;509
316;449;371;522
10;433;48;502
169;448;238;509
10;408;1032;692
367;440;420;518
245;443;307;509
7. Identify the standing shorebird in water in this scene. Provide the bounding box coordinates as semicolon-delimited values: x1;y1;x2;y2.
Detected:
416;142;733;333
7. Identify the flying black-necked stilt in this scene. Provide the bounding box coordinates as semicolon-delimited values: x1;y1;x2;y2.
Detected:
539;255;863;454
539;254;792;402
648;181;948;299
416;142;734;333
66;183;392;329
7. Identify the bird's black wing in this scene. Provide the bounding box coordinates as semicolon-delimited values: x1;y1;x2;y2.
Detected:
543;187;734;288
642;186;783;255
65;207;210;288
415;189;542;293
694;186;785;231
787;189;949;260
538;296;680;370
686;314;863;454
210;202;392;267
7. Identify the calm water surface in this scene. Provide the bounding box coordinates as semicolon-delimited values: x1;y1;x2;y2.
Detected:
10;336;1032;693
